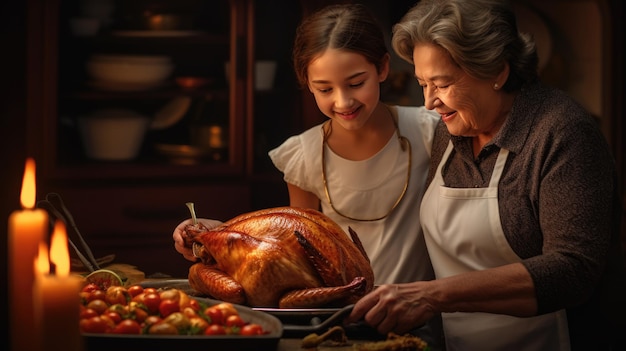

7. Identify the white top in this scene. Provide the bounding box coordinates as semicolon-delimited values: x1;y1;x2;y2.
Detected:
269;105;439;284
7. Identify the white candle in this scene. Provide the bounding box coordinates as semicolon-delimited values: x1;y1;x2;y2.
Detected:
35;220;84;351
8;158;48;351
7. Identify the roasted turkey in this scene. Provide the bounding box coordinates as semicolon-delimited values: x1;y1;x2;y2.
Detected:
183;207;374;308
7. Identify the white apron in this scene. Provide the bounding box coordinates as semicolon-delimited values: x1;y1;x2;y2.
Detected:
420;141;570;350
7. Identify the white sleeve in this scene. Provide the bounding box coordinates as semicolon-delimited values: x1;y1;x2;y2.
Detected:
268;127;321;194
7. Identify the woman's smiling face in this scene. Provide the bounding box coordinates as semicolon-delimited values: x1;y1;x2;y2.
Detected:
307;48;388;131
413;43;507;140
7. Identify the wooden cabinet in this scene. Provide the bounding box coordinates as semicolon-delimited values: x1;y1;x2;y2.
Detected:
23;0;302;278
51;0;248;177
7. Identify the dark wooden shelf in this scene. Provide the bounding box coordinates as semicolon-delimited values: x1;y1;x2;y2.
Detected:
60;86;228;101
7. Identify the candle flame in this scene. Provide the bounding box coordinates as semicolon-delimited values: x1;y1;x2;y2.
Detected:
20;157;37;209
50;220;70;277
34;242;50;276
20;158;37;210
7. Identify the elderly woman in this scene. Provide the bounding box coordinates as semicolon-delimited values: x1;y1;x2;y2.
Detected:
346;0;626;350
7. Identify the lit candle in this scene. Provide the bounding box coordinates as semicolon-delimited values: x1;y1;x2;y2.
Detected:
32;242;49;351
8;158;48;351
35;220;84;351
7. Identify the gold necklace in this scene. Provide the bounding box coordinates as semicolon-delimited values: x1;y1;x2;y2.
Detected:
321;106;412;222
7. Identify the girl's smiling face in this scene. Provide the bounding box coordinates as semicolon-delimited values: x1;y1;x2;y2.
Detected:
412;43;509;142
307;48;388;131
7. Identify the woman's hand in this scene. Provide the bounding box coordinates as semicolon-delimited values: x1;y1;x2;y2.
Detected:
172;218;223;262
346;264;538;335
345;282;438;335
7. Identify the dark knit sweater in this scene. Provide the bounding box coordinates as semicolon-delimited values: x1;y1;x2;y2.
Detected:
425;82;626;349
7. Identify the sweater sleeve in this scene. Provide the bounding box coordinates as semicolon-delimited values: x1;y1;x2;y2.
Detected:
520;113;617;314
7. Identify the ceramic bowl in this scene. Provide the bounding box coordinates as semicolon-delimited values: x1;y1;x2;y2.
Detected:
86;55;174;85
77;109;150;161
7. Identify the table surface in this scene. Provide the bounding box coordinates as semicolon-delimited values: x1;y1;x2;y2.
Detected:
278;338;371;350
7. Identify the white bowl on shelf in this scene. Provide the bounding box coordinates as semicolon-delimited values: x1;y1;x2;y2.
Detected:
77;109;150;161
86;54;174;86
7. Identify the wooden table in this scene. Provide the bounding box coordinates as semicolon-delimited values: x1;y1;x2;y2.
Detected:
278;337;372;350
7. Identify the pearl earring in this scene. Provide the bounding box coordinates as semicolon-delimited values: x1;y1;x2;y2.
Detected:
494;83;500;90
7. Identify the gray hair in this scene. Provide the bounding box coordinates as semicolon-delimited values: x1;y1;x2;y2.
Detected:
391;0;538;91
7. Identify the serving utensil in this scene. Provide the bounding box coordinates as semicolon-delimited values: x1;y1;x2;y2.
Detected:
280;304;354;335
37;193;101;272
185;202;203;258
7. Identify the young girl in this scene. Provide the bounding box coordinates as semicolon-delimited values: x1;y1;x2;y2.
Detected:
267;3;438;286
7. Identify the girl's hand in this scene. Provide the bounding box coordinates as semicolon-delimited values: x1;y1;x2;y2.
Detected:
173;218;223;262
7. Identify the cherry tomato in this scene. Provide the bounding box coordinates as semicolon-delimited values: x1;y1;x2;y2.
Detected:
213;302;238;319
143;315;162;328
127;285;143;297
87;290;106;303
182;306;197;319
107;303;127;316
148;322;178;335
131;292;143;304
240;323;264;335
82;283;100;293
159;289;180;302
134;308;148;323
80;316;113;334
79;291;91;305
98;314;117;331
159;299;179;317
189;316;209;331
128;302;148;323
80;317;105;334
105;286;130;305
142;293;161;314
113;319;142;334
204;324;226;335
225;314;245;328
203;306;223;325
86;299;109;315
80;308;99;320
143;287;158;295
162;312;191;331
104;311;122;324
189;298;200;311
